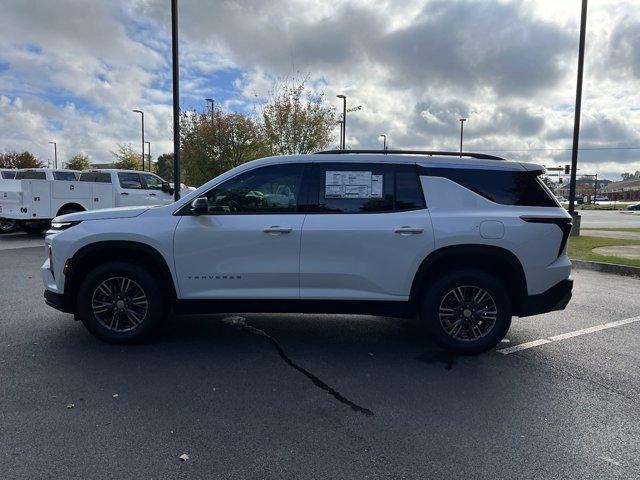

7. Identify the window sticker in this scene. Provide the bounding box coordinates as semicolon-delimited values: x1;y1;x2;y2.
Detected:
325;171;383;198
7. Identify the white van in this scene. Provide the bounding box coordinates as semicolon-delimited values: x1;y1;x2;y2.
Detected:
0;169;181;233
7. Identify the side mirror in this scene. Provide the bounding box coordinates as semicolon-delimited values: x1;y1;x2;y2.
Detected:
162;181;174;195
190;197;209;215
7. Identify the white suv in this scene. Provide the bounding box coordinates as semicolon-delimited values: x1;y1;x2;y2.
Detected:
42;151;573;353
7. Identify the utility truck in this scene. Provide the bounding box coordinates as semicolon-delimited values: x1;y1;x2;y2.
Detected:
0;168;181;234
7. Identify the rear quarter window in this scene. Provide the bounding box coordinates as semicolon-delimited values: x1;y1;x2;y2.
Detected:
422;168;557;207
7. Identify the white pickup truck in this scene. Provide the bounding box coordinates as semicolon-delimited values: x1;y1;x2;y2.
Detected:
0;168;183;234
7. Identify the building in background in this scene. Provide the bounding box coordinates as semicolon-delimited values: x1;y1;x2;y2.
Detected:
602;179;640;201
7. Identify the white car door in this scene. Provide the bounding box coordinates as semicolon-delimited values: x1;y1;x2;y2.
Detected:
116;172;148;207
140;173;173;205
173;163;307;299
300;163;434;301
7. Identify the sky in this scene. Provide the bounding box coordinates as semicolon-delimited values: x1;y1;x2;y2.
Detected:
0;0;639;180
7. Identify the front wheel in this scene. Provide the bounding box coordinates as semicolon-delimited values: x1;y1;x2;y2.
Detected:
22;221;50;235
419;269;512;354
0;218;17;234
76;261;168;344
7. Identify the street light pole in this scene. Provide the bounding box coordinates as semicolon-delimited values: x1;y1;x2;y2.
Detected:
171;0;181;201
379;134;387;152
48;141;57;169
145;141;151;171
459;118;467;157
133;110;144;171
205;98;215;126
337;94;346;149
568;0;589;231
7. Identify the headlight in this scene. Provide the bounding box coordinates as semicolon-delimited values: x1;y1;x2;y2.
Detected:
51;220;82;230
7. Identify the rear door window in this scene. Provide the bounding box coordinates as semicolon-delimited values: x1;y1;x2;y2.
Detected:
118;172;143;189
395;165;426;211
310;163;394;213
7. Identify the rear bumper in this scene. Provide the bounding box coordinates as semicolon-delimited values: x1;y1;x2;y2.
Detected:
518;278;573;317
44;289;73;314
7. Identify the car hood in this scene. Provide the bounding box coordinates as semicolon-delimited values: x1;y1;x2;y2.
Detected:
54;205;152;222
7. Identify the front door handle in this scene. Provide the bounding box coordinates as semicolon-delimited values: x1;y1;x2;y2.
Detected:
264;226;292;235
149;193;157;197
395;226;424;235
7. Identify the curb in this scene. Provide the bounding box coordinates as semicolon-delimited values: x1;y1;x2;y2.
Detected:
571;259;640;278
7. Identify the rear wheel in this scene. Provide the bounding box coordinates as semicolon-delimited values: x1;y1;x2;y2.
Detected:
0;218;17;234
76;261;168;344
419;269;512;354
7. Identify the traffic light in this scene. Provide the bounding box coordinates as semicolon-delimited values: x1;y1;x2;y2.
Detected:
565;165;571;175
559;177;563;184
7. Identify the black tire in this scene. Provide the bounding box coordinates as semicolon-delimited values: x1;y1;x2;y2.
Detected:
22;221;50;235
0;218;17;234
419;269;512;354
76;261;169;344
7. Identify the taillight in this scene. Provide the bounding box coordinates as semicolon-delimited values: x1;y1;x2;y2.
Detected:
520;216;572;257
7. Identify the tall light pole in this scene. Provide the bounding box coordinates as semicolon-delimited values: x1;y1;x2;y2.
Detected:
133;110;144;171
205;98;215;125
48;141;57;169
337;94;346;149
171;0;181;201
379;134;387;152
568;0;589;236
145;141;151;171
459;118;467;157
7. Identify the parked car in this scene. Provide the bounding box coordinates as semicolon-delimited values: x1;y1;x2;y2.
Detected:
555;195;567;203
42;150;573;354
627;203;640;211
0;169;187;234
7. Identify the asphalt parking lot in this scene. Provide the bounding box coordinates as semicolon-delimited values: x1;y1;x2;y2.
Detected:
1;235;639;479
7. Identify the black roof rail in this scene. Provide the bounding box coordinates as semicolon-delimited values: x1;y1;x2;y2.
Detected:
314;149;506;161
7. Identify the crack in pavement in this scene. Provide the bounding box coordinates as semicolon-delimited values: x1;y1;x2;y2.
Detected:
222;316;374;417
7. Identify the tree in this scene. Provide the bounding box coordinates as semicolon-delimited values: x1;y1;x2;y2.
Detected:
156;153;174;182
111;144;142;170
261;80;335;155
180;109;266;187
621;171;640;181
0;151;43;169
66;153;91;170
541;176;557;191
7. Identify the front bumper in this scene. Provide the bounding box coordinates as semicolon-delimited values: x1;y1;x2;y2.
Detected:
518;278;573;317
44;289;73;313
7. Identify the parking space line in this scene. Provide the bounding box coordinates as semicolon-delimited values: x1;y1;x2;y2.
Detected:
498;315;640;355
497;339;552;355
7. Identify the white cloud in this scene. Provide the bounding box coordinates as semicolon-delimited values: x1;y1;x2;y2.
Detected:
0;0;638;179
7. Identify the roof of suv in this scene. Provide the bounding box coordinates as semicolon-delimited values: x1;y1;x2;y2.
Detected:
238;151;543;173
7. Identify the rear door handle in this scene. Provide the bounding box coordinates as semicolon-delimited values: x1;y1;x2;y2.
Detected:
395;227;424;235
264;226;292;235
149;193;157;197
120;192;129;196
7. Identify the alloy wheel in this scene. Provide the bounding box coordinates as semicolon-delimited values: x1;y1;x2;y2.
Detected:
438;285;498;342
91;276;149;332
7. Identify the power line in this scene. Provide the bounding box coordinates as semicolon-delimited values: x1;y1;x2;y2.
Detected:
476;146;640;152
